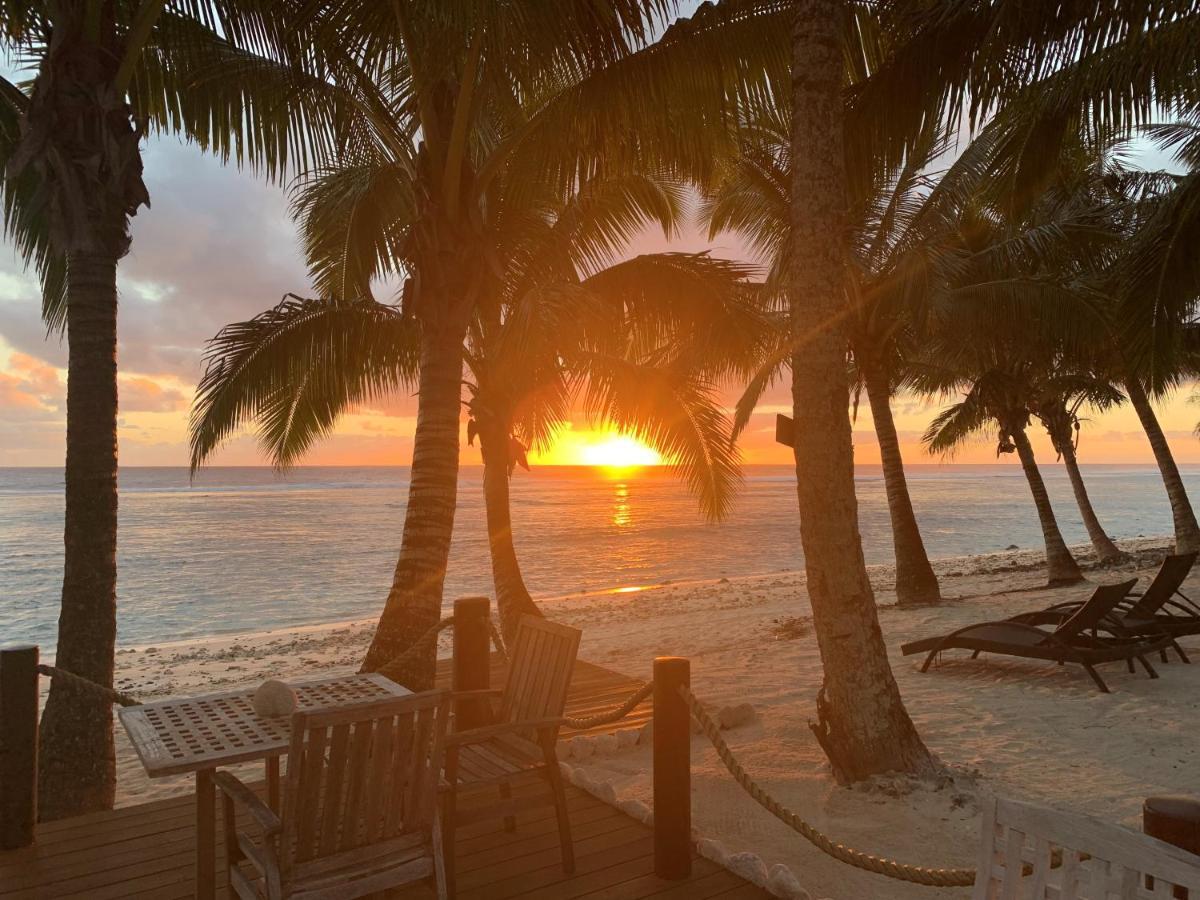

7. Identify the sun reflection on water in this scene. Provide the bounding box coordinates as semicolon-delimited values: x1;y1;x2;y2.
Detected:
612;482;632;528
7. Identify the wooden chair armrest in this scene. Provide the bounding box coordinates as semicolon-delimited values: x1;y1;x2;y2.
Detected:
445;718;564;748
447;689;504;702
213;771;282;836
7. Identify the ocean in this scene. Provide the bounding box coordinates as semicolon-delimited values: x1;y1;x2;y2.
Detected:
1;464;1194;651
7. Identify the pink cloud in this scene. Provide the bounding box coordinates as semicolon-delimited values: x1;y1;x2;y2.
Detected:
119;375;188;412
0;352;61;413
0;371;43;409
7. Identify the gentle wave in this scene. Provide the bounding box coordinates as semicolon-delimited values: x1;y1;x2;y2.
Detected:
1;463;1194;652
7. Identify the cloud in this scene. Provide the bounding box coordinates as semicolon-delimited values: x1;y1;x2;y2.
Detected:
0;352;61;415
0;137;313;384
119;376;189;413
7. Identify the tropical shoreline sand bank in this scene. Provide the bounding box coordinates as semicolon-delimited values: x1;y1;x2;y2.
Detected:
99;535;1200;899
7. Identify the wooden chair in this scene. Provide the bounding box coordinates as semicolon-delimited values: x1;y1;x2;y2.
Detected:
215;690;451;900
441;615;582;895
973;796;1200;898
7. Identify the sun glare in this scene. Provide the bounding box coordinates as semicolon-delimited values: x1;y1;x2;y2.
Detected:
579;436;662;468
533;428;664;468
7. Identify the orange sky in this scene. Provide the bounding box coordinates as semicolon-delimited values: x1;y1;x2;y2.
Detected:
1;140;1198;470
3;336;1199;469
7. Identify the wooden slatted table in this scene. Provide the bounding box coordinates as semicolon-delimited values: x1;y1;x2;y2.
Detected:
118;672;409;900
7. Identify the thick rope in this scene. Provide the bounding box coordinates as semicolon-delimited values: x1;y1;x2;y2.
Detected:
37;664;141;708
680;684;976;888
563;681;653;730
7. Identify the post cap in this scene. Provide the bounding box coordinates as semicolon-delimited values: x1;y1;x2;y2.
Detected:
453;596;491;614
1145;796;1200;822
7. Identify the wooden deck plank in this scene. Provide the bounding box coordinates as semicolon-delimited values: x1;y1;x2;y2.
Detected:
1;657;768;899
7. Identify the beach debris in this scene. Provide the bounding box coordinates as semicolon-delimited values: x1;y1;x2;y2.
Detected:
618;797;652;825
616;727;640;749
594;732;620;755
252;679;297;717
565;765;617;804
718;703;757;730
767;864;812;900
726;851;770;886
770;616;811;640
568;734;595;760
696;838;729;864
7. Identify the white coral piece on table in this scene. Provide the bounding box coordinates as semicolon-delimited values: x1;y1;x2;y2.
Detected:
252;679;296;718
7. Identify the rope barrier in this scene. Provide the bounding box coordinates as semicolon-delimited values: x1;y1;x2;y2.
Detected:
679;684;977;888
37;664;141;708
563;681;653;730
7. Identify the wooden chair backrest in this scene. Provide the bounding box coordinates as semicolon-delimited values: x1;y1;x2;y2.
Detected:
1055;580;1138;638
498;615;582;736
972;797;1200;899
1129;552;1198;618
279;690;449;876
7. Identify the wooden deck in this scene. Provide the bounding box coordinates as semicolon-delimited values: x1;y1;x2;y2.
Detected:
0;657;768;900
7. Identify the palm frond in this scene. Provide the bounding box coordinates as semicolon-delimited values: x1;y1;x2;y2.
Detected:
575;352;742;521
190;294;420;470
0;73;65;331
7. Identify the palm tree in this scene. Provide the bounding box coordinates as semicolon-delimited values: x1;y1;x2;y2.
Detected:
1030;378;1127;564
0;1;342;819
706;102;953;607
785;1;935;782
1109;113;1200;555
775;0;1200;780
923;357;1089;584
857;2;1200;555
910;159;1121;585
249;0;784;686
189;166;761;650
189;279;753;636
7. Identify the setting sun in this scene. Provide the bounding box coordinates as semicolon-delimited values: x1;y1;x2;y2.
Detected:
532;427;664;467
579;435;662;468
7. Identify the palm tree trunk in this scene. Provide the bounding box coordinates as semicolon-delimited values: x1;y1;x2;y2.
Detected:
37;252;119;820
1058;439;1125;563
360;322;467;687
477;417;543;648
862;366;941;605
788;0;933;783
1009;425;1083;584
1126;377;1200;554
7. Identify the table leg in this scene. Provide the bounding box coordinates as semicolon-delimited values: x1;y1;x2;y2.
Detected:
196;768;216;900
266;755;281;811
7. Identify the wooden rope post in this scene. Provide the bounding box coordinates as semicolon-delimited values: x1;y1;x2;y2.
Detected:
653;656;691;879
1;645;39;849
452;597;491;730
1144;796;1200;899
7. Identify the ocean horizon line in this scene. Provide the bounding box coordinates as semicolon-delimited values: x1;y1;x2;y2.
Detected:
0;461;1189;470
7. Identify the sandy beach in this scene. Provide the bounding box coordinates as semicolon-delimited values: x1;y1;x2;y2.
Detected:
97;536;1200;899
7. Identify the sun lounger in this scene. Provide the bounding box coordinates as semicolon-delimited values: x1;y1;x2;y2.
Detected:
1015;552;1199;662
901;580;1173;692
